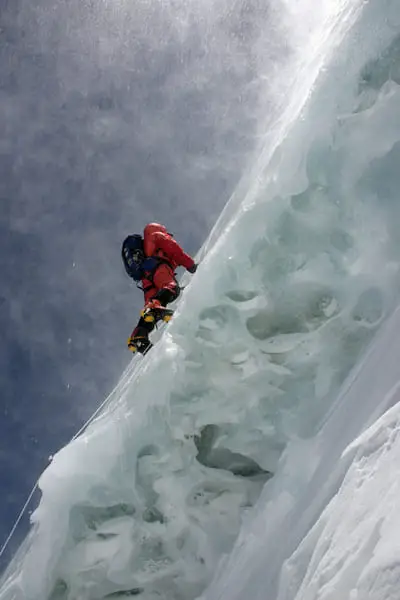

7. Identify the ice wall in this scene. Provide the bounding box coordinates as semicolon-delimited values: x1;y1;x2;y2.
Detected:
200;0;400;598
2;0;400;599
202;304;400;600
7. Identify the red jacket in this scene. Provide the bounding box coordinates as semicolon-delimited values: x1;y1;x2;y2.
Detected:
143;223;195;271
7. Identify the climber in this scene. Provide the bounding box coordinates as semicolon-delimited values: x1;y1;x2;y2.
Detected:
122;223;197;354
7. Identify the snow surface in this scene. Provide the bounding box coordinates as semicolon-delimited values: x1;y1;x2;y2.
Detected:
2;0;400;599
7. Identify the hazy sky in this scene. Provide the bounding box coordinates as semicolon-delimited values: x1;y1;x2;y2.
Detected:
0;0;285;567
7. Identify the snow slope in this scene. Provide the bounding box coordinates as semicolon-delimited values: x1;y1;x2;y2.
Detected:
2;0;400;599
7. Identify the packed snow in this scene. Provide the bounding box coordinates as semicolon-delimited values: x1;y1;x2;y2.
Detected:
2;0;400;599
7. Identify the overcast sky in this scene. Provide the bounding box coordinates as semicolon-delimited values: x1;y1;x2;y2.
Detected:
0;0;287;567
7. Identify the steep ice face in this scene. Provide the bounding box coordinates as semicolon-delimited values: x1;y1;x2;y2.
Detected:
2;1;400;599
202;305;400;600
200;1;400;598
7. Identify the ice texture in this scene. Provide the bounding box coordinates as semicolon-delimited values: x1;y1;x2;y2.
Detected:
2;0;400;599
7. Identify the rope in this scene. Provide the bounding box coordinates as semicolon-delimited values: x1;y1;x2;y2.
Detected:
0;358;136;562
0;256;193;562
0;484;38;562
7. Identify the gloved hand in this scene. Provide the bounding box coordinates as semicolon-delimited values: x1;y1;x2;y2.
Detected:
187;263;198;274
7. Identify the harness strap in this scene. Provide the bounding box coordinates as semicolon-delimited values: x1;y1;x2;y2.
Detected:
139;255;175;293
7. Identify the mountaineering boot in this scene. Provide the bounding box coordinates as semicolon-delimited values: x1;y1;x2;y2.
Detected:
127;327;153;354
141;299;174;324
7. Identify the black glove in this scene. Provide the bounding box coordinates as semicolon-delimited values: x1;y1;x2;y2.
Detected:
187;263;198;274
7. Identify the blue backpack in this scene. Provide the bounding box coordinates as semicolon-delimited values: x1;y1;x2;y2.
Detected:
121;235;158;282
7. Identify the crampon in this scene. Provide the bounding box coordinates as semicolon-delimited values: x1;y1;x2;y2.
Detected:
141;300;174;324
